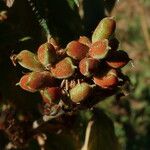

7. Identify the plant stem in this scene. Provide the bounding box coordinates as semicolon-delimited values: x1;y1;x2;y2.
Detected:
32;109;64;129
81;121;94;150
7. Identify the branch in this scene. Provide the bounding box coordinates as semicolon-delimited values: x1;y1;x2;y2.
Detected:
32;109;64;129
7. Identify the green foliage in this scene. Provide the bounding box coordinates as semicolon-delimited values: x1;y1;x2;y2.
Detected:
82;109;120;150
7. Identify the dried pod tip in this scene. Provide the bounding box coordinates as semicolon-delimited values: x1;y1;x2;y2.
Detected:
89;39;110;59
93;69;118;89
16;50;44;71
79;57;99;77
10;54;17;66
92;17;116;43
51;57;76;79
69;82;92;103
37;42;57;66
48;37;60;50
40;87;61;104
106;50;131;68
66;41;89;60
78;36;91;47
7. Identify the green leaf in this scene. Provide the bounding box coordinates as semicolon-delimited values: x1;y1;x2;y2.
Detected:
74;0;79;7
82;109;120;150
67;0;79;8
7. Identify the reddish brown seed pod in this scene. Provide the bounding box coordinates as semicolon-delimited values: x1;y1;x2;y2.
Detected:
14;50;44;71
78;36;92;47
106;50;130;68
89;39;110;59
92;17;116;43
17;71;55;92
79;57;99;77
40;87;61;104
17;74;36;92
66;41;89;60
93;69;118;89
69;82;92;103
51;57;76;79
37;42;57;66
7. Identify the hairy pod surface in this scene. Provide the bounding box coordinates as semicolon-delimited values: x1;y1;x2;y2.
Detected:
16;50;44;71
89;39;110;59
51;57;76;79
92;17;116;43
106;50;130;68
66;41;89;60
93;69;118;89
37;42;57;66
69;82;92;103
40;87;61;104
79;57;99;77
18;71;55;92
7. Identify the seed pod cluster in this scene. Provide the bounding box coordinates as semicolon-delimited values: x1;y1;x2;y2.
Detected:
12;17;131;110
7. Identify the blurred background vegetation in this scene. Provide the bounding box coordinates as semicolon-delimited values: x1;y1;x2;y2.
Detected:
101;0;150;149
0;0;150;149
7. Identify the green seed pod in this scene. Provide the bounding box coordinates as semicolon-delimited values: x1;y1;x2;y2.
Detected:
15;50;44;71
69;82;92;103
92;17;116;43
89;39;110;59
18;71;55;92
79;57;99;77
40;87;61;104
66;41;89;60
51;57;76;79
37;42;57;66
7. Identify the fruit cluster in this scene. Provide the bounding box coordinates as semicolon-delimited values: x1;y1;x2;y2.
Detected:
11;17;130;112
